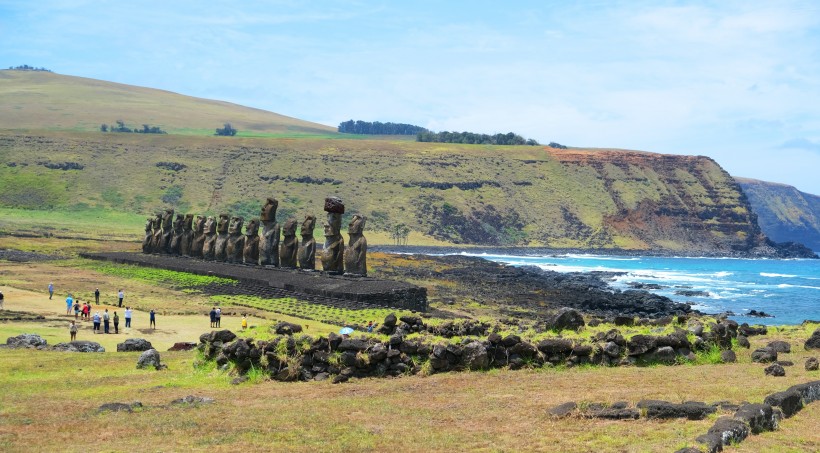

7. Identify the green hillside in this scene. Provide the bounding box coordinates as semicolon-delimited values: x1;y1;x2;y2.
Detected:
736;177;820;251
0;70;335;136
0;70;793;254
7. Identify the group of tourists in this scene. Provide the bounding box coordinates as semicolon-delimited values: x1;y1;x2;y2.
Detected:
209;307;222;328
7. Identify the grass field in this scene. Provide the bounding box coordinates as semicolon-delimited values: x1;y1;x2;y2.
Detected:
1;235;820;452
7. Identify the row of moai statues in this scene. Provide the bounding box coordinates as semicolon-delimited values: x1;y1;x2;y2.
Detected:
141;197;367;276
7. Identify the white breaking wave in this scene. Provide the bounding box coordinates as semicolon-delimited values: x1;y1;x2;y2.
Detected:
761;272;797;278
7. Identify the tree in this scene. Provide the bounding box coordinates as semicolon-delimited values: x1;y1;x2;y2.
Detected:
215;123;237;136
390;223;410;246
100;124;108;132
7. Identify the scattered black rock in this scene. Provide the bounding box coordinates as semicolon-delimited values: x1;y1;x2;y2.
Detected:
231;376;249;385
40;161;83;170
674;290;710;297
170;395;214;405
168;342;197;351
636;400;716;420
97;401;142;413
751;347;777;363
764;363;785;377
6;333;47;348
767;340;791;354
545;307;585;332
805;357;819;371
806;329;820;350
738;323;767;336
53;341;105;353
117;338;154;352
748;309;774;318
274;322;303;335
548;402;577;418
763;390;803;418
156;161;186;171
136;349;165;370
737;335;750;349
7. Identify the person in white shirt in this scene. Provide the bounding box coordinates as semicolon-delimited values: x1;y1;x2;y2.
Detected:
117;289;125;307
124;307;132;328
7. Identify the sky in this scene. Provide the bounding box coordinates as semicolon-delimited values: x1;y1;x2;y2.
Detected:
2;0;820;193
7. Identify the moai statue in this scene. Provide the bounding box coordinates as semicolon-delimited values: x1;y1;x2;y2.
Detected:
142;217;154;253
213;213;230;261
160;208;175;254
279;218;299;268
190;215;206;258
180;214;195;257
260;198;280;267
320;197;345;274
344;214;368;276
149;213;163;253
201;216;217;260
243;218;260;265
297;214;316;270
225;216;245;263
169;214;185;255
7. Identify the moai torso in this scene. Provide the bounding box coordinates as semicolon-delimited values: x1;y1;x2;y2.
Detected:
225;216;245;263
243;219;260;265
320;197;345;274
142;218;154;253
190;215;206;258
201;217;217;260
180;214;194;257
169;214;185;255
279;219;298;268
213;214;230;261
260;198;280;266
297;215;316;270
150;214;163;253
161;209;175;254
344;214;368;276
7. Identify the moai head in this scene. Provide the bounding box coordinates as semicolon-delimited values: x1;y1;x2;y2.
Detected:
228;216;244;235
183;214;194;231
204;216;216;234
152;213;162;230
173;214;185;233
348;214;366;235
145;217;153;232
282;218;298;237
301;215;316;237
194;215;206;234
162;209;174;230
245;218;260;236
216;214;230;234
261;198;279;222
324;212;342;237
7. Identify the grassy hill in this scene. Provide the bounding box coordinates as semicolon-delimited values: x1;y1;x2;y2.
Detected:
736;177;820;251
0;70;790;254
0;70;335;136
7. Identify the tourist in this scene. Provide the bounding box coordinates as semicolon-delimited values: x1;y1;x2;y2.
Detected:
215;307;221;328
48;282;54;300
113;311;119;334
69;320;78;341
124;307;132;328
117;289;124;308
65;294;74;315
367;321;374;333
209;307;216;328
149;309;156;329
94;288;100;304
92;312;101;333
103;309;110;334
0;290;4;309
73;301;80;319
81;302;90;320
241;315;248;330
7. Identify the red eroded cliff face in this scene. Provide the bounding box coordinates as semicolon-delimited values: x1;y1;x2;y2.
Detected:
540;148;767;253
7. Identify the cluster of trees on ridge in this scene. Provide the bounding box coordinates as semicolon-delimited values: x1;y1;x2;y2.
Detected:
7;65;51;72
338;120;427;135
101;120;166;134
417;131;539;146
215;123;238;136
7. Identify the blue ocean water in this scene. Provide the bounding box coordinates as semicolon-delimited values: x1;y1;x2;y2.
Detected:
455;253;820;326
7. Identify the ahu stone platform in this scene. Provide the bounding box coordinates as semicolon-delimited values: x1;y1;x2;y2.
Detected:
82;252;428;312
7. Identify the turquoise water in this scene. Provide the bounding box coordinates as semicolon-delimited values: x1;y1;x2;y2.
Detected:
457;253;820;326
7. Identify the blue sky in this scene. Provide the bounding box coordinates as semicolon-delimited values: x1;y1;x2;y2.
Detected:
2;1;820;193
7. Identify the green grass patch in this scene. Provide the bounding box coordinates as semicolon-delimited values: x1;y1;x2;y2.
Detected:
85;262;237;288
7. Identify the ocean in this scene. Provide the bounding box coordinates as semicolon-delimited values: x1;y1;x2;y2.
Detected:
453;252;820;326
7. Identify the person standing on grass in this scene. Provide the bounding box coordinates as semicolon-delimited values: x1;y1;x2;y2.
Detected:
0;290;4;310
117;289;124;308
65;294;74;315
215;307;221;328
124;307;132;328
48;282;54;300
149;309;156;329
82;302;89;320
94;288;100;304
103;309;110;334
209;307;216;328
92;312;101;333
69;320;78;341
241;314;248;330
113;311;119;334
73;301;80;319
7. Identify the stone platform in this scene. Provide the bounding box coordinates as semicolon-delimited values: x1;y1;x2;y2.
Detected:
82;252;428;312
